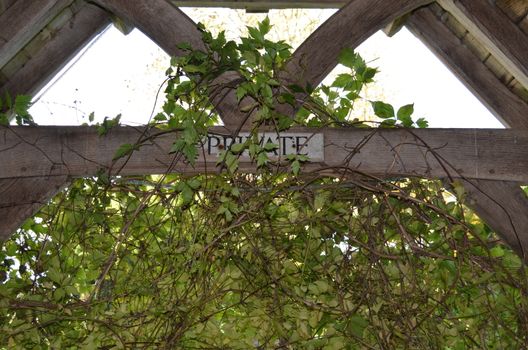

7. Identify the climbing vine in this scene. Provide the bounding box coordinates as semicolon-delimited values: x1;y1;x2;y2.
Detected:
1;19;527;349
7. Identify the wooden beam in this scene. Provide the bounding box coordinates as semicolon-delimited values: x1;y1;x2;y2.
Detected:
407;6;528;261
438;0;528;89
170;1;346;9
93;0;206;56
406;7;528;128
93;0;252;130
0;2;111;98
283;0;433;89
0;0;73;69
459;180;528;261
0;3;110;242
0;176;68;242
1;126;528;182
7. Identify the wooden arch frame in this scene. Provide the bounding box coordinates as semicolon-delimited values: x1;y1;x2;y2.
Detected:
1;0;528;261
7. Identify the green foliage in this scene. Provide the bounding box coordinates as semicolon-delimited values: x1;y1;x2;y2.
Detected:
0;93;34;126
1;19;527;349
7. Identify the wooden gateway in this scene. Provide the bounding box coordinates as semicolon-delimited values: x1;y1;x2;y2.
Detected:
1;0;528;260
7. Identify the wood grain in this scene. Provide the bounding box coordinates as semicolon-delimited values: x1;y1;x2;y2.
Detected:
0;2;111;97
283;0;433;89
0;0;73;69
0;176;68;242
438;0;528;88
1;126;528;182
409;5;528;261
406;7;528;128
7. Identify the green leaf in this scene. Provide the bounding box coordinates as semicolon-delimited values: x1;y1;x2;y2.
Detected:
338;48;357;69
113;143;137;160
236;86;247;102
0;113;8;126
416;117;429;128
230;143;245;154
371;101;394;119
397;104;414;121
291;160;301;175
348;315;368;339
258;17;271;36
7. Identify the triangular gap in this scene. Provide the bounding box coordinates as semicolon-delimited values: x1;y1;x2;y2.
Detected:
29;8;335;125
29;26;170;126
324;27;504;128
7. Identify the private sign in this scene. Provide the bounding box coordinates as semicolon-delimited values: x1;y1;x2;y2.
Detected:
205;132;324;161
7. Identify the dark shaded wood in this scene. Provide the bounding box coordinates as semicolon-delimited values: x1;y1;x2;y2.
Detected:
438;0;528;88
2;126;528;182
0;2;111;98
459;180;528;261
0;0;73;69
171;0;346;9
0;176;68;242
406;7;528;128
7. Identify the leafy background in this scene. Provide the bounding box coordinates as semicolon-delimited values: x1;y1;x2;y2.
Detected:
1;18;527;349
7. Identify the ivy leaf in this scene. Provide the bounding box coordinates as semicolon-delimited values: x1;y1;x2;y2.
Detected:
371;101;394;119
113;143;137;160
416;117;429;128
258;16;271;36
397;104;414;127
291;160;301;175
230;143;245;154
338;48;357;69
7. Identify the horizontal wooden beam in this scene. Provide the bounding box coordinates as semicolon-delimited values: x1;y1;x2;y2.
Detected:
0;2;111;98
438;0;528;88
406;7;528;128
0;0;73;69
0;176;68;242
1;126;528;182
170;1;346;9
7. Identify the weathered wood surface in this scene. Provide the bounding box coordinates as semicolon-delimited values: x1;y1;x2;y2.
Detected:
171;0;347;8
93;0;206;54
0;0;73;69
0;3;110;241
283;0;433;89
0;2;111;97
406;7;528;128
0;177;68;242
1;126;528;182
438;0;528;88
408;5;528;259
459;180;528;261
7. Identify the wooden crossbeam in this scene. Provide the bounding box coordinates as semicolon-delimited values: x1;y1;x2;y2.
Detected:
1;126;528;182
170;1;346;9
407;6;528;261
438;0;528;89
0;2;111;98
0;0;73;69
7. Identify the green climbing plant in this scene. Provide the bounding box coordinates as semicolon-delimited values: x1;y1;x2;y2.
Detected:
1;19;527;349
